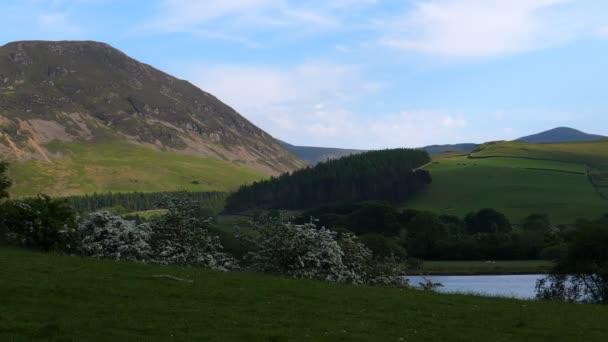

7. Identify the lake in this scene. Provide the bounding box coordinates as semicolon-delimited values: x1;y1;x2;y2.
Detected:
406;274;547;299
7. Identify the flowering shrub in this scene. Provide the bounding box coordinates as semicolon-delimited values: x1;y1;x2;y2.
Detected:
149;197;238;271
79;212;152;261
239;214;407;286
0;195;78;252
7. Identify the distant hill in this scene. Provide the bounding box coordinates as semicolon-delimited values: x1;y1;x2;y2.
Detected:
278;141;365;165
280;141;480;165
410;140;608;223
421;144;477;155
516;127;605;144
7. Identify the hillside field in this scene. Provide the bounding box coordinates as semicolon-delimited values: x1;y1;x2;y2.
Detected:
409;141;608;223
7;140;266;198
1;248;608;341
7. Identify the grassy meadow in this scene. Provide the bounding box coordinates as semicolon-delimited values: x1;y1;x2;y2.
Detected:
7;140;266;198
409;141;608;223
2;248;608;341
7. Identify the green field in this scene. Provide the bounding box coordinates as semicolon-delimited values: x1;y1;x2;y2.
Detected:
7;140;266;198
413;260;554;275
409;141;608;223
1;248;607;341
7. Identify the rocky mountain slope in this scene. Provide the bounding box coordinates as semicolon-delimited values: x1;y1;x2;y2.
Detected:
0;40;306;176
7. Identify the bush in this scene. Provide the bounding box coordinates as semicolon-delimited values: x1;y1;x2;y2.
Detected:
537;222;608;304
0;161;10;200
0;195;78;252
149;197;237;271
239;214;407;286
465;208;512;235
79;212;152;261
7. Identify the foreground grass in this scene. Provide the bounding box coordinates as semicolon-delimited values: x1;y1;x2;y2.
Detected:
8;140;266;197
1;248;607;341
414;260;554;275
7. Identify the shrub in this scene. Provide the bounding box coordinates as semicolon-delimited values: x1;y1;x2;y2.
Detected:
0;161;10;200
0;195;78;252
149;197;237;271
536;222;608;304
239;214;407;286
79;212;152;261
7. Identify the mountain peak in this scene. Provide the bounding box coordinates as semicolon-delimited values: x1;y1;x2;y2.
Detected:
0;40;306;175
516;127;605;144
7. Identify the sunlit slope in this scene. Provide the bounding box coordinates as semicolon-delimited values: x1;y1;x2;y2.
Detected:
409;141;608;223
7;140;266;197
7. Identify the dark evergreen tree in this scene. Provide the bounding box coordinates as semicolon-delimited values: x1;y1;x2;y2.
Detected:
0;161;11;200
225;149;431;211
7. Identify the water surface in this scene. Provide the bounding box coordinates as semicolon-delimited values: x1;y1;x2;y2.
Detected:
406;274;547;299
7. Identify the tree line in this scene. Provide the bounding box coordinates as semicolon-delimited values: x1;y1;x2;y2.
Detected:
62;191;228;214
225;149;432;212
294;202;567;261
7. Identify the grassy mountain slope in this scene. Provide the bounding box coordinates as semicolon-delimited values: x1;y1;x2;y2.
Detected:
0;40;306;177
8;138;265;198
517;127;605;143
2;248;607;341
409;141;608;223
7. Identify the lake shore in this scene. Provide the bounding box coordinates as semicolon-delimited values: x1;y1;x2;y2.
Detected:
406;260;554;276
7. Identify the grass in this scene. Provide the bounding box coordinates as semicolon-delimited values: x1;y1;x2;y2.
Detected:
1;248;608;341
126;209;168;220
412;260;554;276
409;142;608;224
7;139;267;198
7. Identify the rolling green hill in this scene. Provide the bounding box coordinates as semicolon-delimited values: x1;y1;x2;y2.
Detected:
409;140;608;223
7;139;266;198
2;248;607;341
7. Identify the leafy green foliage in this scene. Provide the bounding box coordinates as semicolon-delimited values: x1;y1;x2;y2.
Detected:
522;213;552;232
226;149;431;211
537;219;608;304
0;195;78;251
63;191;228;214
0;161;10;200
465;208;512;234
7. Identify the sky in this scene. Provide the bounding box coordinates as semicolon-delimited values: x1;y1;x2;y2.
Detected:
2;0;608;149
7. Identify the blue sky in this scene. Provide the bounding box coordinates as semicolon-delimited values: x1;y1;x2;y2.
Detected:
2;0;608;149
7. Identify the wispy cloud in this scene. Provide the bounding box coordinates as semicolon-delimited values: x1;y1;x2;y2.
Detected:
597;26;608;38
175;61;472;148
378;0;578;59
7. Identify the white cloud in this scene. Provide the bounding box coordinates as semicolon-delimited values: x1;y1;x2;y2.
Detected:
144;0;351;40
379;0;578;59
178;61;470;148
37;12;82;36
597;26;608;38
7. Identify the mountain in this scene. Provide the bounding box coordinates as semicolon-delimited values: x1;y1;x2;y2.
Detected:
0;40;306;179
516;127;605;144
421;143;477;155
278;141;365;165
